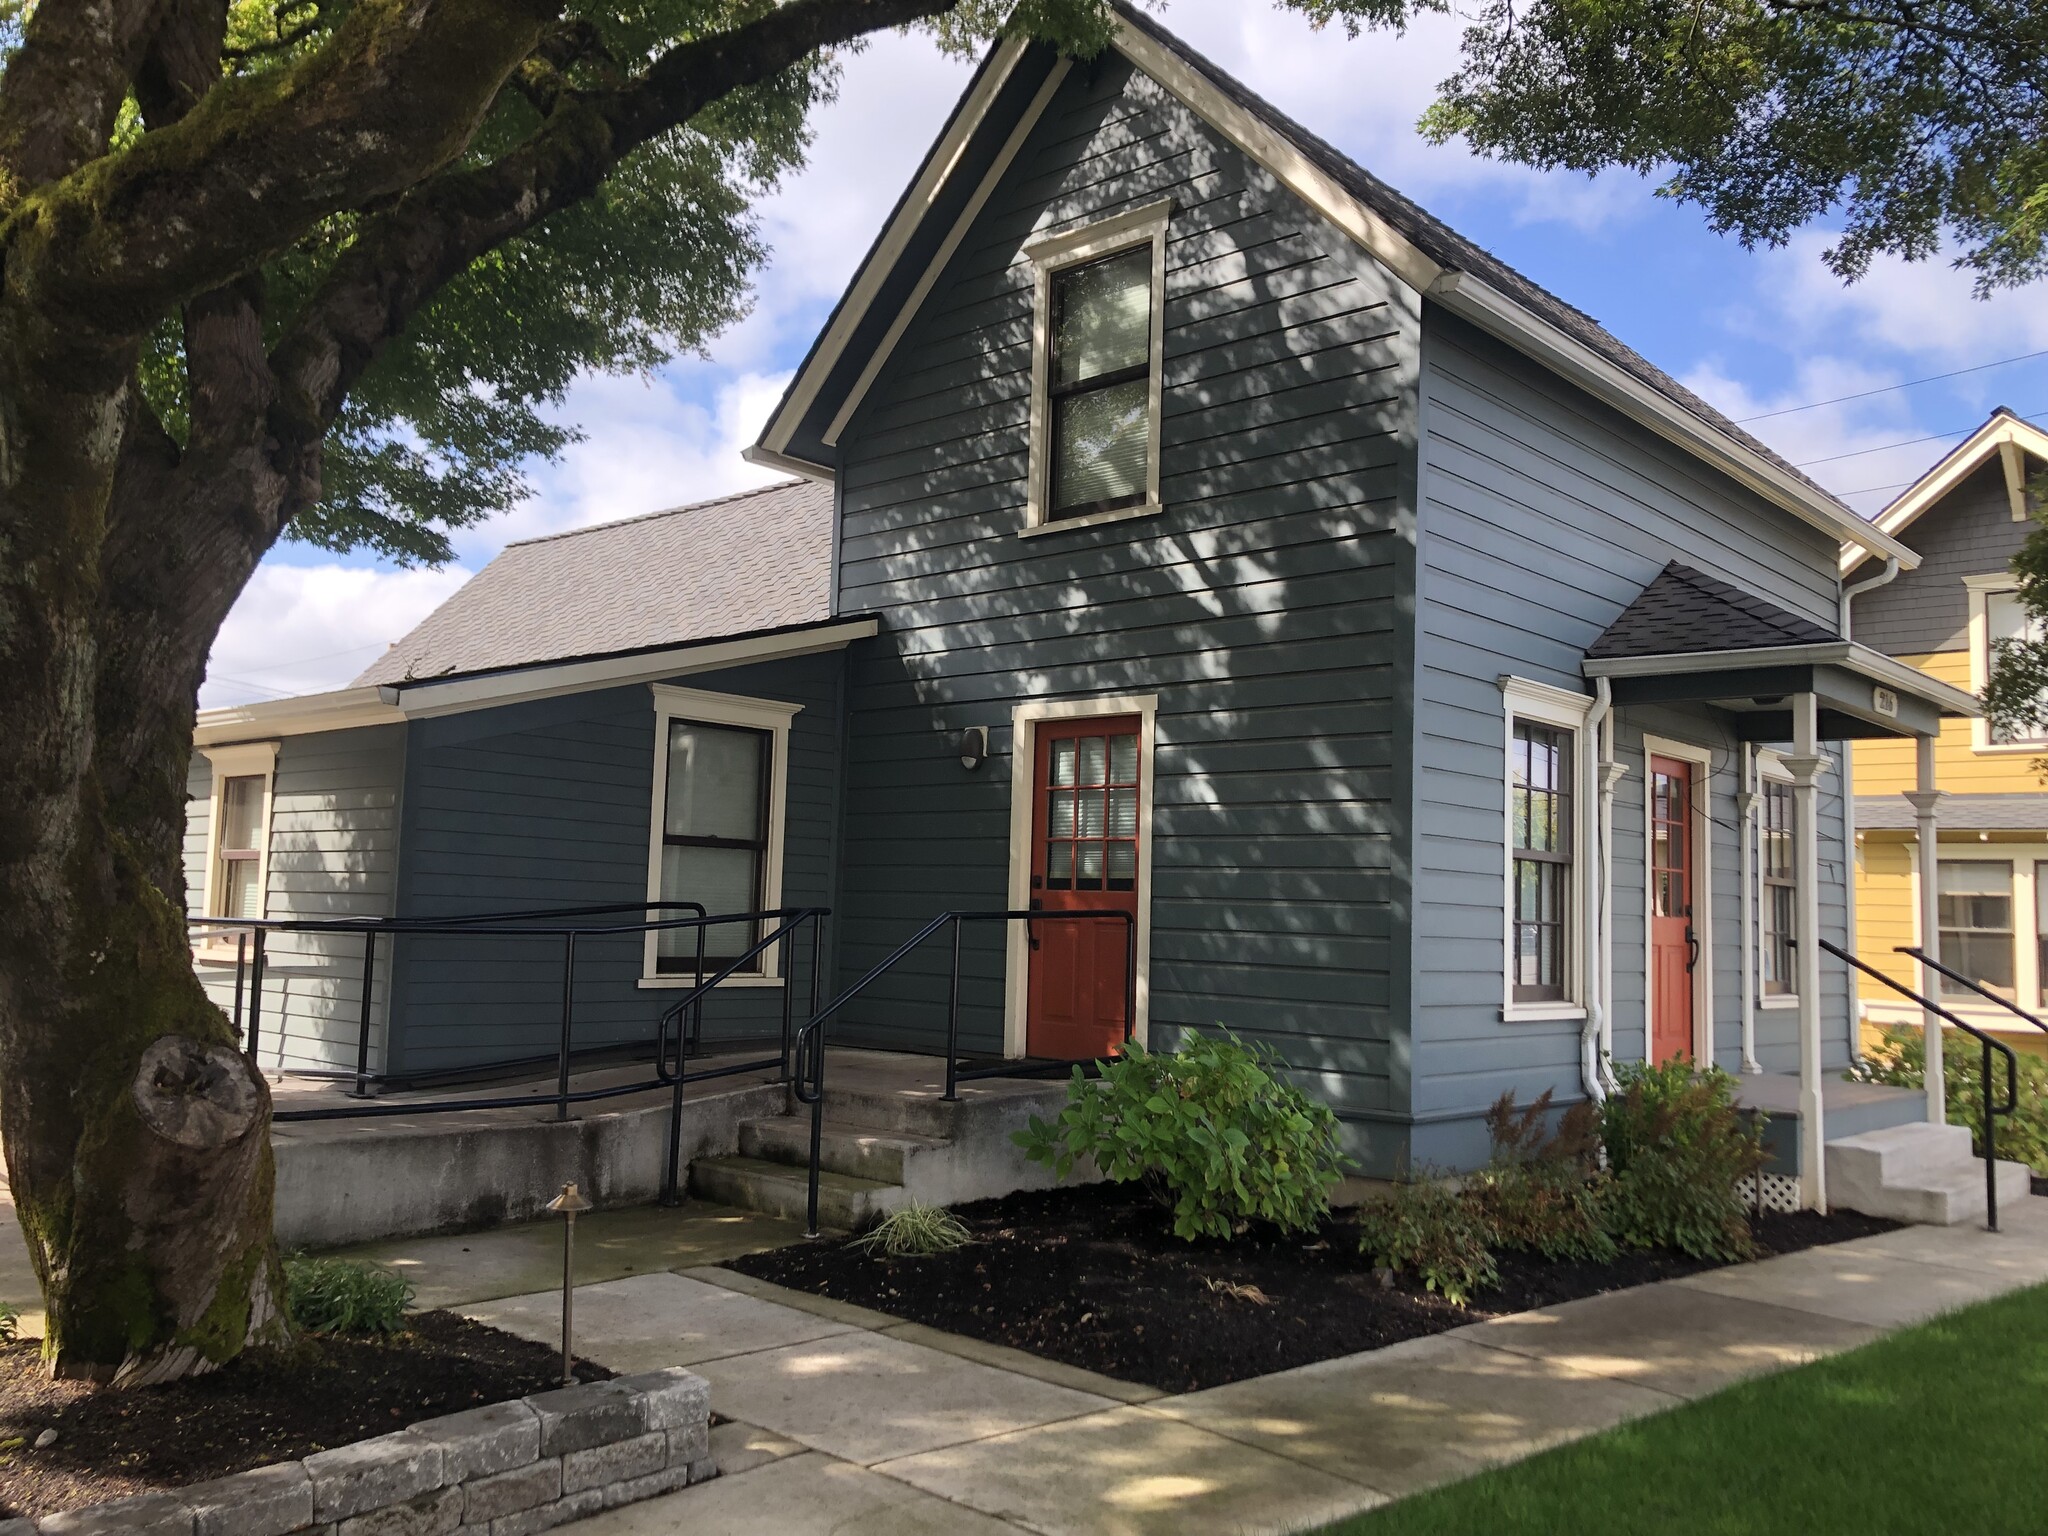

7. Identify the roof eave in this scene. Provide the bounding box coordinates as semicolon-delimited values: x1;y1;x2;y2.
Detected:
1582;639;1980;717
1841;409;2048;573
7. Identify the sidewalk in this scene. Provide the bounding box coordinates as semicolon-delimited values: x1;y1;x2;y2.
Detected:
439;1194;2048;1535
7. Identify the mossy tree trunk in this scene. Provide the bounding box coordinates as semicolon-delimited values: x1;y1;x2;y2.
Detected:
0;0;957;1383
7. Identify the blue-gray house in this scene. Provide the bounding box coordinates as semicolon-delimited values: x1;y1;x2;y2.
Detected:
187;7;1982;1206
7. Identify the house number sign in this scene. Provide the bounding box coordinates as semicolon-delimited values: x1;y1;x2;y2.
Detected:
1872;686;1900;719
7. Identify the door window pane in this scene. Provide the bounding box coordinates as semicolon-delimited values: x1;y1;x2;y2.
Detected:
1938;860;2014;999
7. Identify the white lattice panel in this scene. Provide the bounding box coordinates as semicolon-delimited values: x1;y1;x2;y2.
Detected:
1751;1173;1802;1214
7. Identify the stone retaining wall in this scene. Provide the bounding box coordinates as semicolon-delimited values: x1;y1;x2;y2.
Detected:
12;1370;713;1536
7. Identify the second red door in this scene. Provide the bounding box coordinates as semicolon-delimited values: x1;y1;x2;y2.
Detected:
1648;755;1695;1064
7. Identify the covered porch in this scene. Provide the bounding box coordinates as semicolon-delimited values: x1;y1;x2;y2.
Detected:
1582;563;1982;1211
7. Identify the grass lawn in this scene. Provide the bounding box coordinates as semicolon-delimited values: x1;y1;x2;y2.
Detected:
1316;1281;2048;1535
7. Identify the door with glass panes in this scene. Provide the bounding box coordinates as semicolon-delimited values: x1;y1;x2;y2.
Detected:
1026;717;1140;1061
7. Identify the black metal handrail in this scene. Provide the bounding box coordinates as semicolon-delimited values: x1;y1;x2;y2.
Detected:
188;902;829;1207
1900;946;2048;1039
1819;937;2018;1230
788;907;1136;1237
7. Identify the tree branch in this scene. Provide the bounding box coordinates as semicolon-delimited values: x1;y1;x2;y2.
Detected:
0;0;165;197
266;0;956;490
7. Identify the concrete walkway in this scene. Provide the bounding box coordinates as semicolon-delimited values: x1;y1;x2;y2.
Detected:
437;1194;2048;1535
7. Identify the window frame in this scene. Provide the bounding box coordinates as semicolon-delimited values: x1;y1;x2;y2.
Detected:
1965;574;2048;752
1501;678;1594;1022
640;684;802;989
1021;199;1171;538
197;741;278;929
1935;857;2018;1002
1755;753;1799;1009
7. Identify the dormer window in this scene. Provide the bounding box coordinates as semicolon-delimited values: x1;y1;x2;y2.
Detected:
1023;201;1169;535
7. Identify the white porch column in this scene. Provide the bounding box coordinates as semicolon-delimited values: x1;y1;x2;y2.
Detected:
1786;692;1828;1212
1904;733;1945;1125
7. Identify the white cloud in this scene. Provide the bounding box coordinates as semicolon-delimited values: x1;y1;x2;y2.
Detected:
202;563;472;708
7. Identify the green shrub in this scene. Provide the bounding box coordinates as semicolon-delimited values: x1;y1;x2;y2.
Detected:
1014;1032;1347;1241
852;1203;972;1258
283;1254;413;1335
1353;1177;1499;1305
1598;1060;1766;1261
1467;1091;1616;1263
1852;1026;2048;1173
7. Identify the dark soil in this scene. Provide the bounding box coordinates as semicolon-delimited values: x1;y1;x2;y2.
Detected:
0;1312;613;1519
727;1182;1901;1394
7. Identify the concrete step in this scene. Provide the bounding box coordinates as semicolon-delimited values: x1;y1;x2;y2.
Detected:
1836;1157;2033;1225
688;1153;903;1231
738;1114;948;1185
1827;1121;1975;1190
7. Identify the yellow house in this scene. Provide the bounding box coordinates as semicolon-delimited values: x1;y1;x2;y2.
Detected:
1848;408;2048;1048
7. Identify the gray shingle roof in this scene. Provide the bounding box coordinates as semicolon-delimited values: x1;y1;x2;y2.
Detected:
353;479;833;686
1856;793;2048;832
1585;561;1841;661
1116;5;1846;513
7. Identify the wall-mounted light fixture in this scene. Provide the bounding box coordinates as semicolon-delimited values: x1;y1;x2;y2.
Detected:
957;726;989;772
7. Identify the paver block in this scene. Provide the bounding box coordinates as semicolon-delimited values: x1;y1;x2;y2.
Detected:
334;1487;460;1536
484;1491;600;1536
596;1466;691;1511
404;1403;540;1485
455;1461;560;1524
524;1382;643;1458
559;1433;664;1495
183;1463;315;1536
40;1496;196;1536
306;1434;445;1523
684;1459;717;1486
664;1424;710;1468
616;1369;708;1432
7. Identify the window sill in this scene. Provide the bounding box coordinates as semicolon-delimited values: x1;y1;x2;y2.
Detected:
1758;995;1802;1011
1501;1002;1588;1024
637;974;784;990
1018;502;1162;539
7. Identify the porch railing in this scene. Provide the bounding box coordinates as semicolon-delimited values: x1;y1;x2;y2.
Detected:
1819;937;2017;1230
790;908;1135;1237
186;902;828;1207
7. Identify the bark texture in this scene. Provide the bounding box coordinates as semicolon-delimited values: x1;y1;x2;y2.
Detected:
0;0;958;1382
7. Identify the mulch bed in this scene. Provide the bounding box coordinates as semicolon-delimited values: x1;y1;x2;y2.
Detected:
0;1311;612;1519
727;1182;1900;1394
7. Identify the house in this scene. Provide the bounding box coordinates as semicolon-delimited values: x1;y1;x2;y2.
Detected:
1845;408;2048;1049
187;6;1980;1211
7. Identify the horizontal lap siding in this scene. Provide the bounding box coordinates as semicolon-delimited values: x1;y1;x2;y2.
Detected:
385;656;841;1077
184;726;405;1074
834;56;1419;1151
1412;310;1850;1164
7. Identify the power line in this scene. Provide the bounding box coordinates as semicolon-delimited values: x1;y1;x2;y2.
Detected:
1795;407;2045;468
1735;347;2048;423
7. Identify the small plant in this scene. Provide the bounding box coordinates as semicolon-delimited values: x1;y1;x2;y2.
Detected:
1467;1090;1616;1264
0;1302;15;1343
1015;1032;1348;1241
1852;1026;2048;1173
283;1254;414;1335
1353;1176;1499;1305
1598;1059;1766;1261
851;1203;972;1258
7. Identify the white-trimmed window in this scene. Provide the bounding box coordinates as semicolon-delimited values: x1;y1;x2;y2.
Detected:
1966;575;2048;749
1757;763;1797;1004
198;742;278;923
1502;679;1592;1020
642;685;800;987
1937;859;2016;1001
1022;200;1170;535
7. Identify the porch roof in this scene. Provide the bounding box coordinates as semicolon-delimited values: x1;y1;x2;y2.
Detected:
1581;562;1980;740
1856;792;2048;832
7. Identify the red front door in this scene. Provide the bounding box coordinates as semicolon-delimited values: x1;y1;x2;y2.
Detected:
1649;755;1695;1064
1026;717;1140;1061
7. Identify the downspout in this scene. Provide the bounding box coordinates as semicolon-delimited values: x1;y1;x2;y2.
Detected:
1837;556;1900;1067
1736;745;1762;1073
1581;678;1615;1102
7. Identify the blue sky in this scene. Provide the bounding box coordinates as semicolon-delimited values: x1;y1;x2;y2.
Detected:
199;2;2048;707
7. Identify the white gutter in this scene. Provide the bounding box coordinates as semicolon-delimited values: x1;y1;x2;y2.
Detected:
1583;678;1621;1102
194;686;403;747
1836;558;1900;1068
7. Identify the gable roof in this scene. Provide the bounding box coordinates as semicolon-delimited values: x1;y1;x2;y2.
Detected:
753;6;1913;568
354;479;834;687
1841;406;2048;574
1586;562;1840;661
